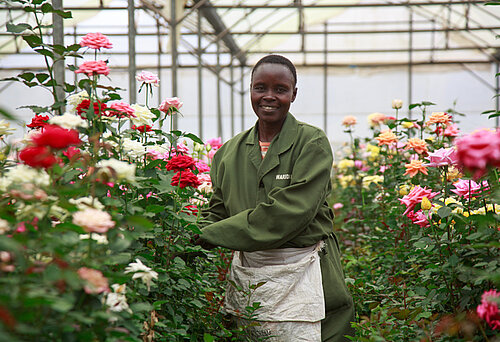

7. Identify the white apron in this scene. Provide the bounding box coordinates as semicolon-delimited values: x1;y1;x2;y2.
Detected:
223;242;325;341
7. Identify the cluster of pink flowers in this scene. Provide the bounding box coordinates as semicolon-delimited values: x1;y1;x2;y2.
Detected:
159;97;183;113
477;289;500;330
455;129;500;179
75;60;110;77
80;32;113;50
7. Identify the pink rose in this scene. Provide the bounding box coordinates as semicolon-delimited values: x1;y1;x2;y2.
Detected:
136;71;159;87
206;137;223;150
75;60;110;77
406;210;429;227
80;32;112;50
159;97;183;113
399;186;439;215
456;129;500;179
444;123;460;137
450;179;489;198
477;289;500;330
72;208;115;233
77;267;110;294
425;148;458;167
333;203;344;210
197;173;212;184
107;101;136;118
195;161;210;173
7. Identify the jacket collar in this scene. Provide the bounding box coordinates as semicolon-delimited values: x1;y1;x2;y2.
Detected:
245;113;298;178
245;113;298;154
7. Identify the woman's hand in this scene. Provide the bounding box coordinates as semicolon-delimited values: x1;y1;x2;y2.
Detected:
192;234;217;250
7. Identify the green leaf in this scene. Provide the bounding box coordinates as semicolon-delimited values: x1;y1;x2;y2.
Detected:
6;22;32;33
66;43;81;52
184;133;204;144
41;3;54;13
146;204;164;214
35;48;54;58
23;34;43;48
54;9;72;19
126;216;154;230
35;73;49;83
18;72;35;81
421;101;436;106
448;254;459;267
437;206;452;218
203;333;215;342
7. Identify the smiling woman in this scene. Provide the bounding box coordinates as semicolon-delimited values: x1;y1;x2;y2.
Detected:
196;55;354;342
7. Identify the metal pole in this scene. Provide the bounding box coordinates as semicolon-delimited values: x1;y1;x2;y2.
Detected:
157;19;162;107
171;0;178;129
52;0;65;114
197;11;203;139
216;40;222;139
128;0;136;103
241;65;245;132
323;21;328;134
408;6;413;119
230;60;235;136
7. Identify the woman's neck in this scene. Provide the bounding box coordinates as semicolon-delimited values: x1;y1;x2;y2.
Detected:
258;119;285;142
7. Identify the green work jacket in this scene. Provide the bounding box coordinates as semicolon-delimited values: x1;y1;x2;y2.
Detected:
200;113;354;340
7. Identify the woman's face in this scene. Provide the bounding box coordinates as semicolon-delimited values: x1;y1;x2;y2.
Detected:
250;63;297;127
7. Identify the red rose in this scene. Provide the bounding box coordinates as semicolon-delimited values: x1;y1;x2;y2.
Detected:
171;170;201;189
63;146;81;159
32;125;81;149
27;115;49;129
131;125;152;133
166;155;196;172
76;99;107;118
19;146;57;169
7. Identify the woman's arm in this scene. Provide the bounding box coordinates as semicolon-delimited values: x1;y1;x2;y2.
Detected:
200;133;332;251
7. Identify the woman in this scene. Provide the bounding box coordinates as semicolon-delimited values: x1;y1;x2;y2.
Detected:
196;55;354;341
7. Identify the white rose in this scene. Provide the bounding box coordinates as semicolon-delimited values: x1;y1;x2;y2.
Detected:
49;112;88;129
130;104;155;126
67;90;89;109
0;120;15;136
122;138;147;160
0;219;10;234
4;164;50;187
70;196;105;210
392;99;403;109
96;159;136;182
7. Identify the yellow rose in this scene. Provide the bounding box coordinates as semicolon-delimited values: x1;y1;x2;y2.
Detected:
421;196;432;210
401;121;414;129
338;159;355;170
399;184;410;196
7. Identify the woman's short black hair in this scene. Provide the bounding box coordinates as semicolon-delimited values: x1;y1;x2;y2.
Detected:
251;54;297;87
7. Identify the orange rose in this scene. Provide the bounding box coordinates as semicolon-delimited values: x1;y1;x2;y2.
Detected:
375;130;398;146
342;116;357;127
404;138;428;154
426;112;451;126
404;159;428;177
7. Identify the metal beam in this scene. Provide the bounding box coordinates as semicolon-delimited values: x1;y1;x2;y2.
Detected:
193;0;246;65
185;1;487;9
128;0;136;104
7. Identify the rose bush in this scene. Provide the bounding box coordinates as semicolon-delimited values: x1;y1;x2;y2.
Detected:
0;3;258;340
334;101;500;341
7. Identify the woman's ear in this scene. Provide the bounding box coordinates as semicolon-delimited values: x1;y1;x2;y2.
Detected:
291;87;298;102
